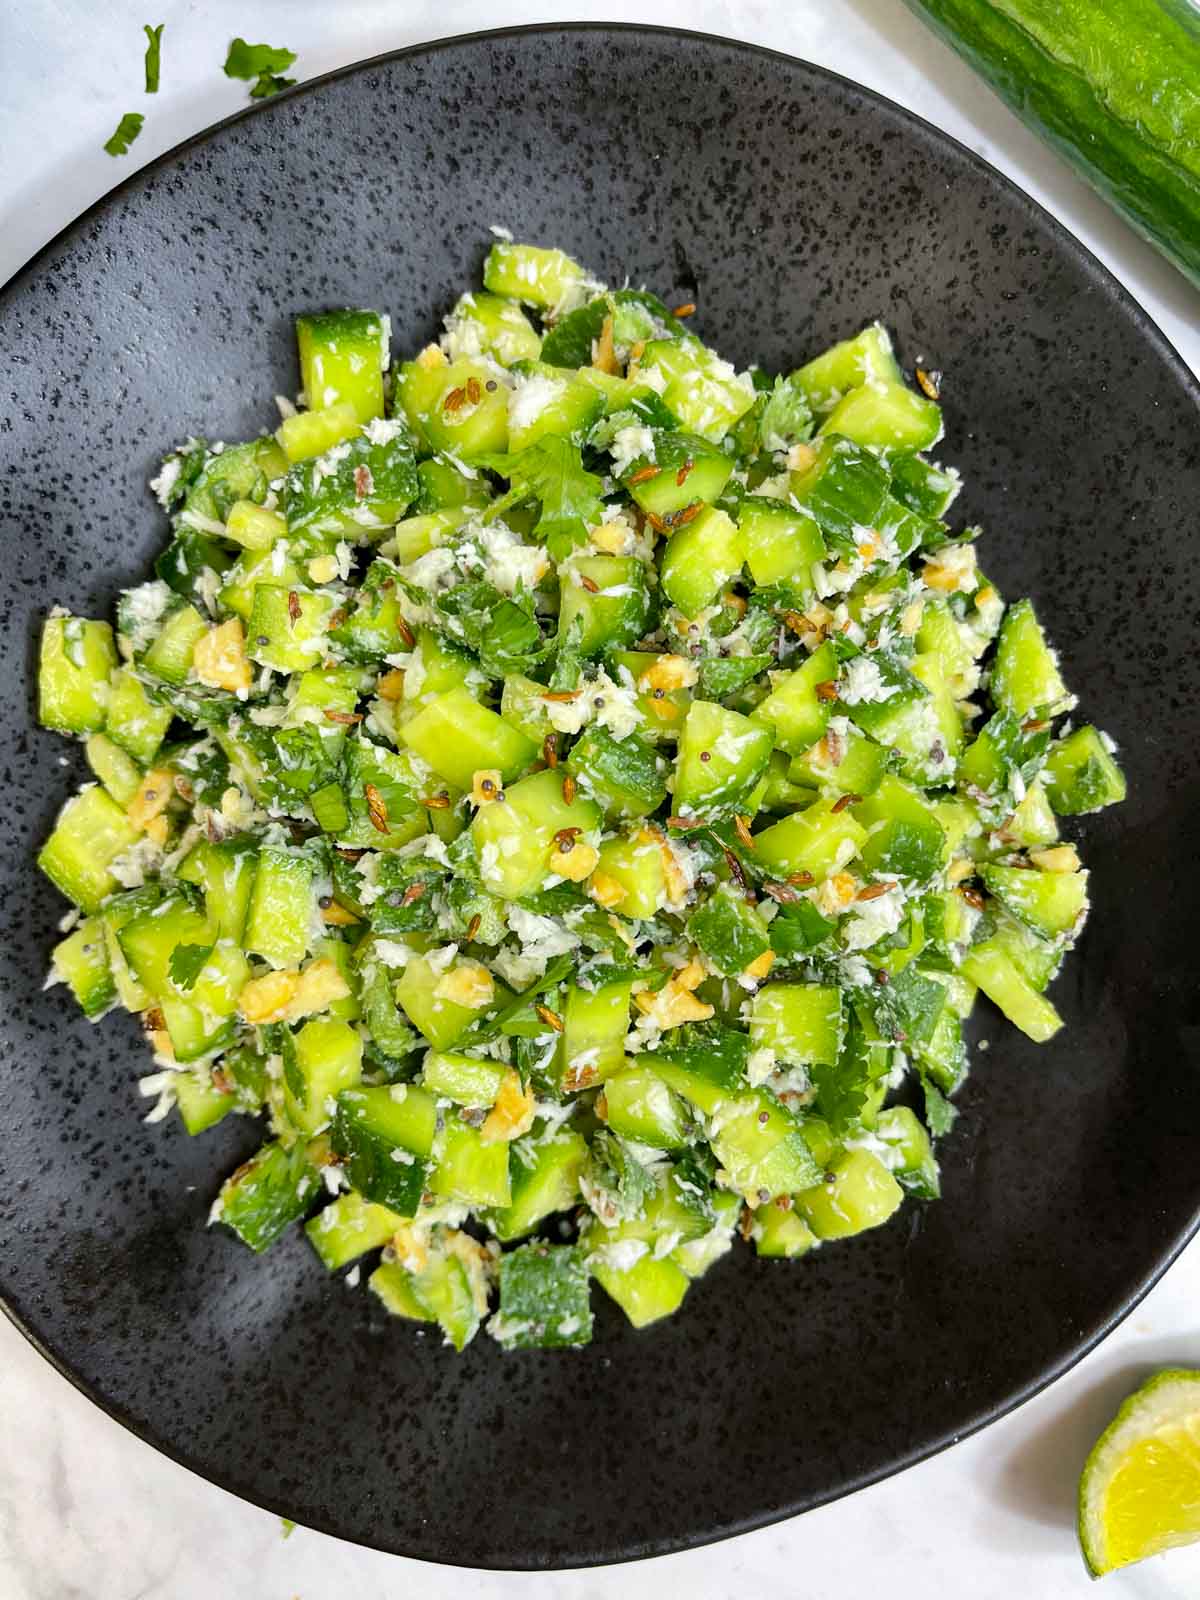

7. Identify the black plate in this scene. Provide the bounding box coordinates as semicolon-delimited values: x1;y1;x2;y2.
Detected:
2;23;1199;1572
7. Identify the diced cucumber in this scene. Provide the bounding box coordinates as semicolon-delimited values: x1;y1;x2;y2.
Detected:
853;775;947;884
212;1140;318;1253
990;599;1071;719
981;864;1089;939
394;952;496;1049
566;726;666;819
38;616;117;733
38;785;139;912
443;290;542;365
422;1050;507;1107
401;686;537;792
331;1084;437;1215
277;402;361;463
142;604;208;685
961;943;1063;1043
219;545;302;623
560;975;634;1092
1042;725;1126;815
875;1105;940;1199
483;1130;588;1243
751;1200;818;1258
739;496;826;587
104;668;173;764
558;556;649;655
296;308;388;422
589;1244;690;1329
306;1189;406;1270
611;650;694;741
819;379;942;450
708;1089;822;1202
749;983;843;1066
752;797;867;881
789;722;887;797
796;1148;904;1239
430;1112;511;1208
507;365;604;452
369;1259;437;1323
284;1018;364;1136
174;1067;238;1135
246;585;335;675
471;767;602;901
224;500;287;551
243;848;315;968
593;826;668;918
398;357;510;461
787;436;889;554
659;506;744;617
688;881;771;977
52;915;116;1019
637;338;756;443
85;733;143;806
483;242;588;311
620;431;733;517
492;1243;593;1349
751;641;838;755
601;1066;690;1149
794;322;901;414
176;837;257;940
673;700;773;814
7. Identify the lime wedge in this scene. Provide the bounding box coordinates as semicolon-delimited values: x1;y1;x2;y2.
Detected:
1079;1369;1200;1576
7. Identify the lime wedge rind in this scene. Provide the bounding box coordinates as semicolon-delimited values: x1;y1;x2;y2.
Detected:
1079;1367;1200;1578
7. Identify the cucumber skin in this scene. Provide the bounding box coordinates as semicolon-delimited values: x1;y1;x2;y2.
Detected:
903;0;1200;289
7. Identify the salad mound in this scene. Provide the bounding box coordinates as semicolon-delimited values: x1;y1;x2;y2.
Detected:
36;238;1125;1351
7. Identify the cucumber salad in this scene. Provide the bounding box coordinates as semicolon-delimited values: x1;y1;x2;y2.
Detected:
36;239;1126;1352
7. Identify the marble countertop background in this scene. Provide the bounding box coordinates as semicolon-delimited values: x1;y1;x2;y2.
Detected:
2;2;1198;1596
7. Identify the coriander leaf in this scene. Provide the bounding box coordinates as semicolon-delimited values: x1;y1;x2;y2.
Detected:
486;438;604;562
758;372;814;453
540;296;609;369
768;897;836;958
104;112;144;157
223;37;296;80
582;1130;657;1223
249;73;297;100
143;24;164;93
168;942;215;992
863;965;946;1048
922;1077;958;1138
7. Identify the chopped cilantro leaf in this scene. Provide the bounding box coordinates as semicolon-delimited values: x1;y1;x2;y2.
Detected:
168;942;215;992
143;24;164;93
104;112;144;158
223;37;297;101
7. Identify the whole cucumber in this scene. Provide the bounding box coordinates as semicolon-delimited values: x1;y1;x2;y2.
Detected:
902;0;1200;289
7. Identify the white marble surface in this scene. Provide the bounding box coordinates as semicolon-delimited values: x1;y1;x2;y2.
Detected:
2;3;1198;1597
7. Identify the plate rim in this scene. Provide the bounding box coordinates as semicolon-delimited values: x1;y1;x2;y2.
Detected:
3;20;1199;1570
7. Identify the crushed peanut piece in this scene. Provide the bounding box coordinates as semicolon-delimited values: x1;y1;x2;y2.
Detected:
193;617;253;694
434;961;494;1010
1030;844;1081;874
376;668;406;701
471;769;503;805
590;871;628;910
637;653;698;694
479;1068;536;1144
127;766;175;832
549;838;599;881
742;949;775;982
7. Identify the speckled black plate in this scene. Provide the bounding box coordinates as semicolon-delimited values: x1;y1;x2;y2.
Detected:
2;23;1199;1571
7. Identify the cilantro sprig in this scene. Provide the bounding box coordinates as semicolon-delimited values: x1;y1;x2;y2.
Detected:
223;37;298;101
104;112;145;158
